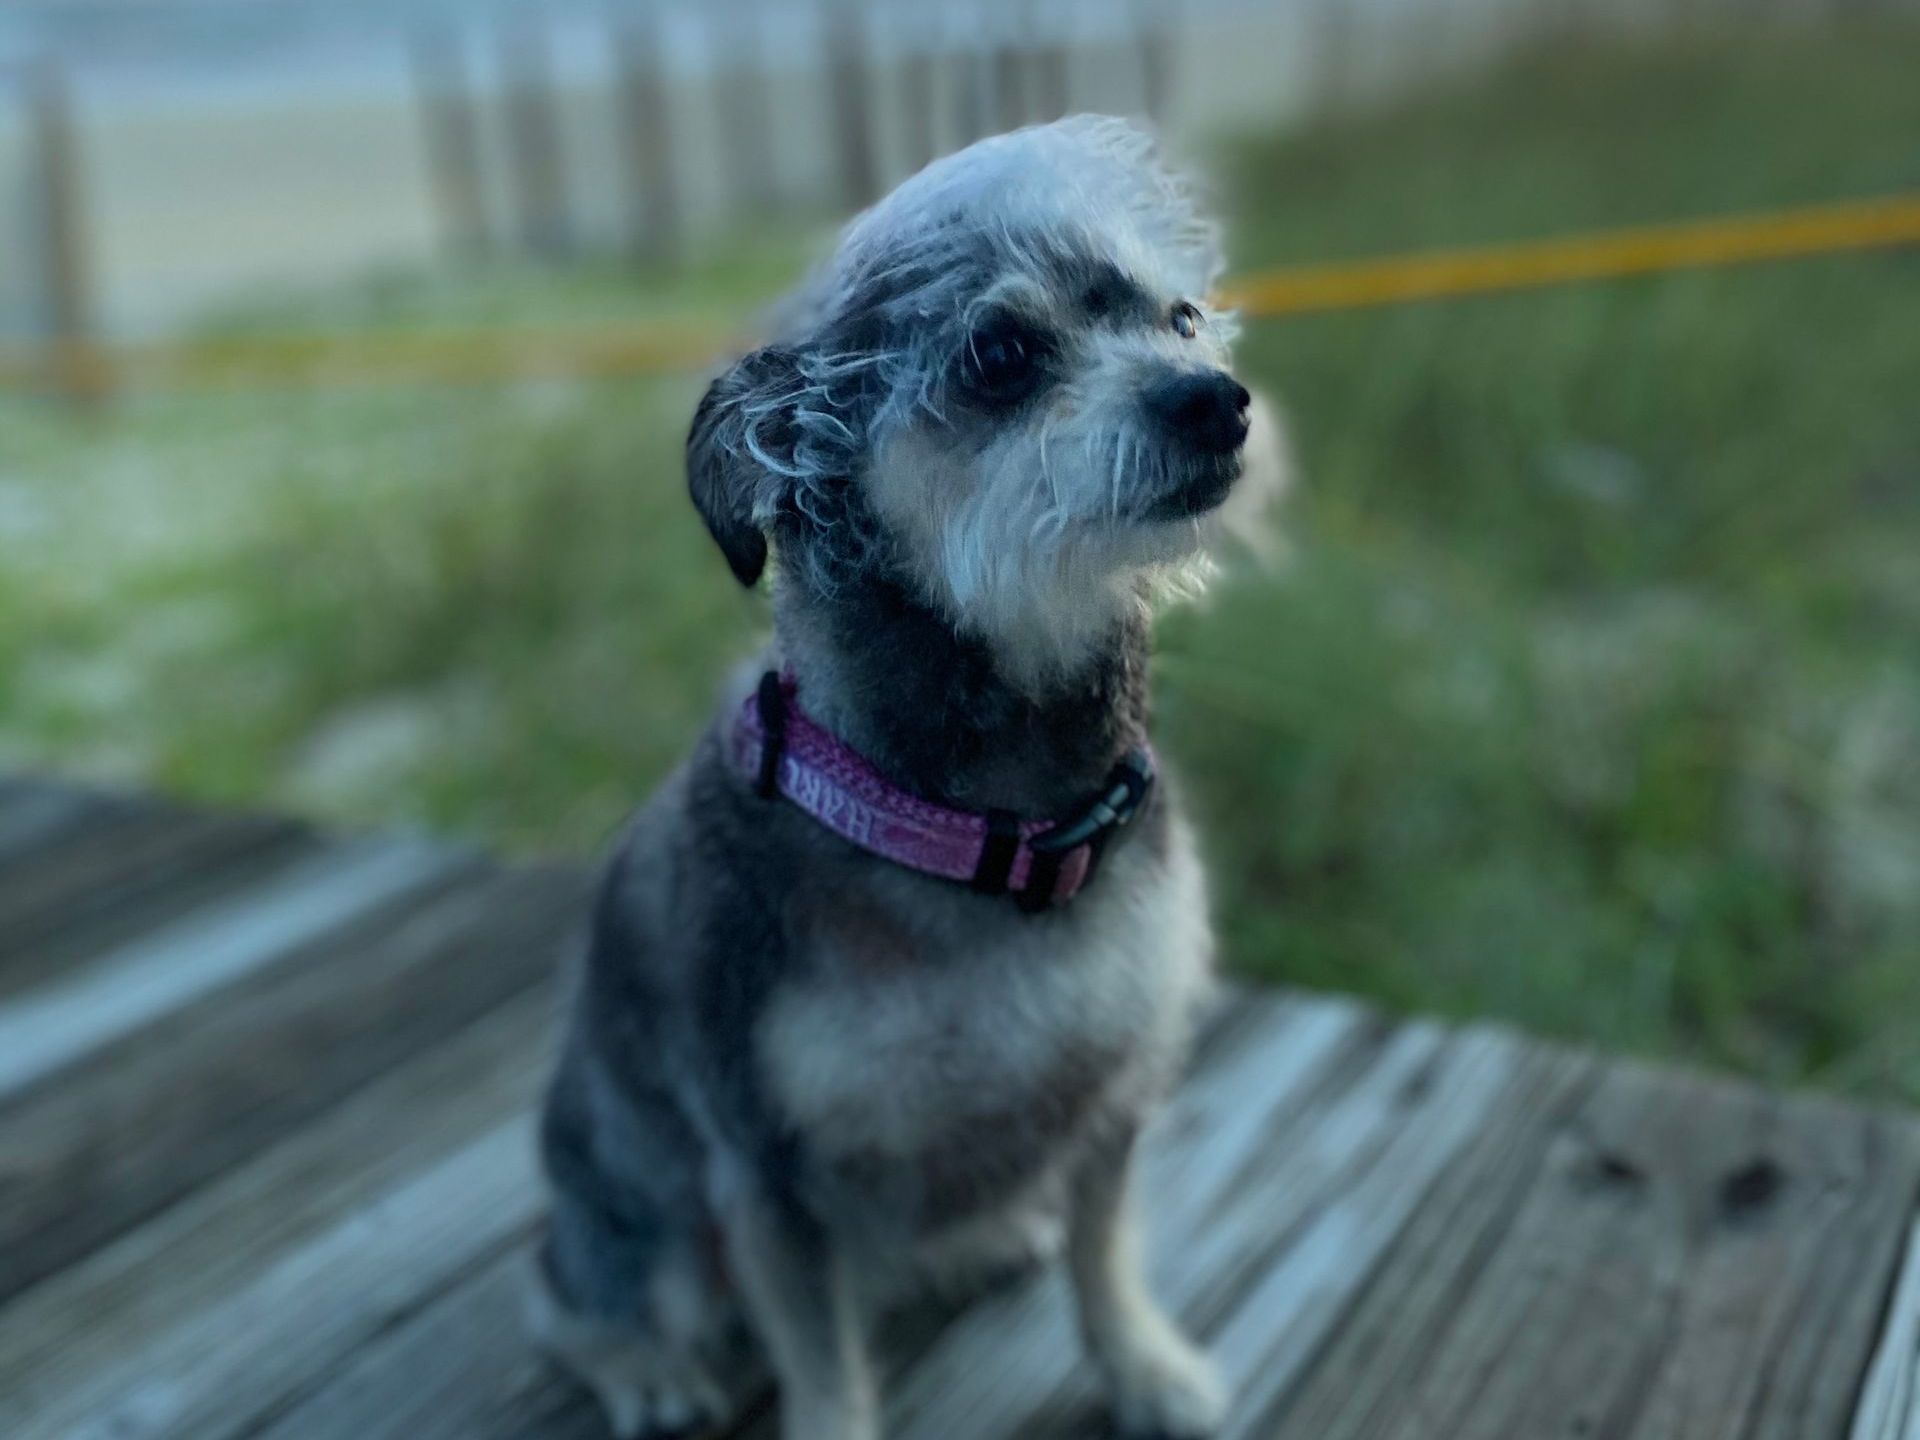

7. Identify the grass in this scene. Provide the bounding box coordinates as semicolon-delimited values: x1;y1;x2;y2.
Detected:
3;23;1918;1099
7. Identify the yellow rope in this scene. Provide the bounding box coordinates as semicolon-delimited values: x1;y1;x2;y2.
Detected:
0;322;734;390
5;194;1919;392
1217;193;1920;316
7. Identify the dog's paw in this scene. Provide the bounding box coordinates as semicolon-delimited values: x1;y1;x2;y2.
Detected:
525;1268;732;1439
1099;1321;1225;1440
593;1377;723;1440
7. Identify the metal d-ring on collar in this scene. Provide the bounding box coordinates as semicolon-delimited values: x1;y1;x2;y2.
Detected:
1008;748;1154;911
1028;748;1155;856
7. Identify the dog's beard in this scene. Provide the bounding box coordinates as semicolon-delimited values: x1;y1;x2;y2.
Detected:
866;422;1226;681
858;376;1291;684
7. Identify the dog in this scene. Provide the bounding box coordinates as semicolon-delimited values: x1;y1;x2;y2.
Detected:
530;114;1284;1440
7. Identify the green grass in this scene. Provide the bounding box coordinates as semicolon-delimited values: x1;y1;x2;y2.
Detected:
3;23;1918;1098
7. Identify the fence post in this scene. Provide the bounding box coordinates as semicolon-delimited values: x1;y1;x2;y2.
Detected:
992;4;1030;132
614;5;679;262
711;2;778;218
950;16;990;149
1133;0;1175;123
823;0;880;210
897;6;938;173
1031;0;1073;123
28;61;105;405
409;28;492;259
499;16;574;258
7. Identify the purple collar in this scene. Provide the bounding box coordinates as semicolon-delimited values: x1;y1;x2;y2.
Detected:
730;672;1154;911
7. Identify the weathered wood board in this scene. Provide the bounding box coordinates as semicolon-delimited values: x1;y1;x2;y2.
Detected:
0;776;1915;1440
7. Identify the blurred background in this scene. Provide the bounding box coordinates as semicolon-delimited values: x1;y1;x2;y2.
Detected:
2;0;1917;1100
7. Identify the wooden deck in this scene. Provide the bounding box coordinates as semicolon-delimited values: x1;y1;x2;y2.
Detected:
5;773;1920;1440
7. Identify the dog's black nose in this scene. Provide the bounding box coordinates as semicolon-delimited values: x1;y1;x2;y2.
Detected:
1145;371;1251;455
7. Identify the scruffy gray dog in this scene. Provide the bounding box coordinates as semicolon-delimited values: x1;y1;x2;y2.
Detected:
531;115;1283;1440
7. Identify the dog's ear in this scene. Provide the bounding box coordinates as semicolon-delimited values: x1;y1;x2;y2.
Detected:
686;346;805;588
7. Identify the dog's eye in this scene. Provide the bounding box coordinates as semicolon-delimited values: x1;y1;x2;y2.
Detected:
1171;301;1203;340
964;324;1042;401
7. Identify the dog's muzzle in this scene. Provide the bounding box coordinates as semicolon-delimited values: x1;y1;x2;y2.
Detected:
1140;369;1251;519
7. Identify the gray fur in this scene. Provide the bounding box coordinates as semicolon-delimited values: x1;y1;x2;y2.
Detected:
533;115;1281;1440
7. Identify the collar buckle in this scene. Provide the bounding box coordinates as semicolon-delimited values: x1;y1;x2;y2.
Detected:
1014;750;1155;913
1028;749;1155;856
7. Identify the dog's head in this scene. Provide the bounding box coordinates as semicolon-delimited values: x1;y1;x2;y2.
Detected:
688;115;1285;675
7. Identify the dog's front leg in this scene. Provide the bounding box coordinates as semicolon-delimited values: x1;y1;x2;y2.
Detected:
712;1164;876;1440
1067;1127;1224;1440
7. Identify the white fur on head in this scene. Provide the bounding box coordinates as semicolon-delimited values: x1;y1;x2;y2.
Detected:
687;115;1283;681
825;113;1226;330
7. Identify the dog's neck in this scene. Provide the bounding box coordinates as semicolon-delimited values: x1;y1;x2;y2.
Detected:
772;569;1152;819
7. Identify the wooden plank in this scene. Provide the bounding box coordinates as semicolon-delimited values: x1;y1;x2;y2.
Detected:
1256;1059;1920;1439
1850;1218;1920;1440
1603;1090;1920;1440
0;986;553;1426
1211;1036;1598;1438
0;863;587;1301
12;1118;544;1440
0;798;301;928
0;836;464;1098
246;1248;588;1440
0;887;1905;1440
883;1016;1534;1438
1203;1032;1568;1435
0;779;114;866
0;807;317;998
0;794;189;920
224;991;1373;1440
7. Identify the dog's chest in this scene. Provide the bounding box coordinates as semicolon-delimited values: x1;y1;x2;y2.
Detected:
756;829;1211;1198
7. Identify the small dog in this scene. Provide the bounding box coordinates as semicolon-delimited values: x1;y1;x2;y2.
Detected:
531;115;1283;1440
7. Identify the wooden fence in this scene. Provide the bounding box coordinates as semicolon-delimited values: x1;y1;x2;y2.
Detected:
1;0;1911;400
396;1;1176;265
2;0;1181;398
8;60;107;402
